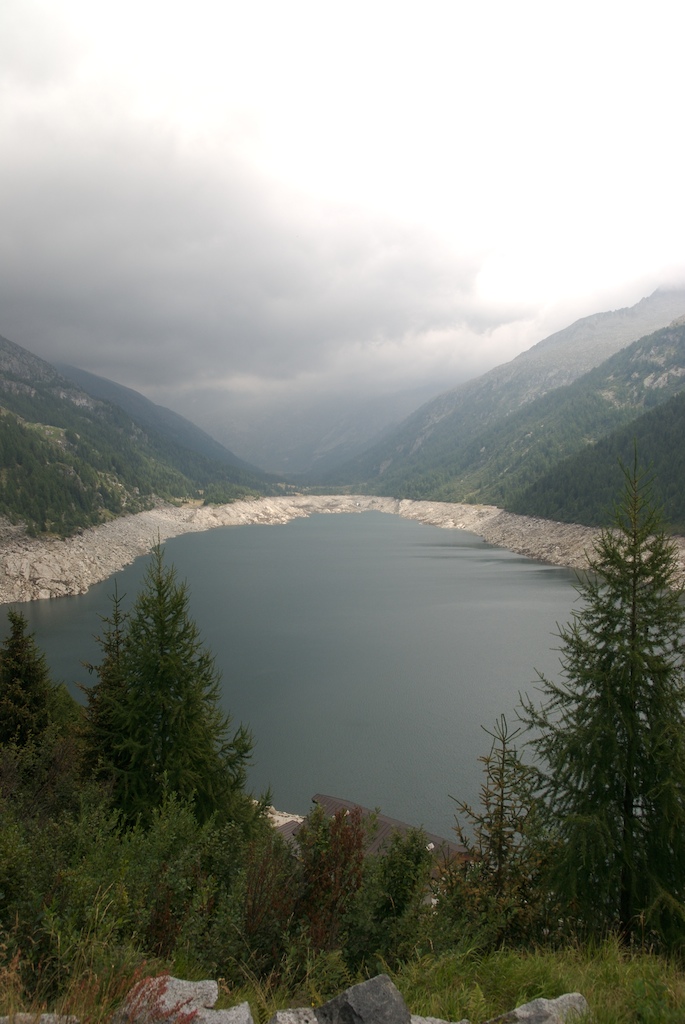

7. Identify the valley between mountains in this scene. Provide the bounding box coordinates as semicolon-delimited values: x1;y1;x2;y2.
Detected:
2;493;684;605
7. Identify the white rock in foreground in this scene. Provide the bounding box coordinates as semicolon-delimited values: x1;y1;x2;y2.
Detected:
111;976;252;1024
483;991;589;1022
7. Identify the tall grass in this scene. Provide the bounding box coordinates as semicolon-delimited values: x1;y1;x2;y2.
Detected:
224;941;685;1024
389;941;685;1023
0;937;164;1024
2;941;684;1023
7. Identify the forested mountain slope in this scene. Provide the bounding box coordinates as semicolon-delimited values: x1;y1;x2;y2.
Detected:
509;387;685;531
324;288;685;489
412;319;685;504
55;363;260;473
0;333;274;536
341;318;685;513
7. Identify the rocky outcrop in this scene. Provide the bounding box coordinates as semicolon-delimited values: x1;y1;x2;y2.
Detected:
392;501;604;574
0;495;367;603
1;494;683;605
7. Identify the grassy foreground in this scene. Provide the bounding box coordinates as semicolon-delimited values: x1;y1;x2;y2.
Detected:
224;944;684;1023
3;943;678;1024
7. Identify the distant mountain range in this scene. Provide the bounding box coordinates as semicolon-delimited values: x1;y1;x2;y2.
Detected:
3;286;685;538
177;382;442;478
317;288;685;529
53;363;261;473
0;334;276;536
322;288;685;489
178;288;685;476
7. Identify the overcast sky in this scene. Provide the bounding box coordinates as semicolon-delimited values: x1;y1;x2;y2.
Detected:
2;0;684;427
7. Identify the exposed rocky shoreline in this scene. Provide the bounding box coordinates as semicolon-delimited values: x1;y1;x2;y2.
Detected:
1;494;684;605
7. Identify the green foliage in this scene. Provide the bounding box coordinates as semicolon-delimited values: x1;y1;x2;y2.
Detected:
437;716;550;950
230;948;358;1022
346;826;433;969
231;828;298;975
0;343;272;538
222;942;685;1024
6;451;685;1011
201;483;261;505
0;726;85;827
509;389;685;530
0;610;53;744
329;320;685;518
0;408;170;536
0;723;270;998
388;942;685;1024
521;455;685;947
85;545;260;827
293;805;366;952
83;583;131;780
0;787;241;1001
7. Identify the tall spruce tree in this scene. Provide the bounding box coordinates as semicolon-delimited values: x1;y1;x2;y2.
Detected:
521;455;685;946
87;545;257;826
0;609;52;745
83;583;130;777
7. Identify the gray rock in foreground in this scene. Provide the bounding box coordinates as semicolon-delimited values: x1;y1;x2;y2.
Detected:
483;992;589;1023
315;975;410;1024
269;976;588;1024
268;1011;319;1024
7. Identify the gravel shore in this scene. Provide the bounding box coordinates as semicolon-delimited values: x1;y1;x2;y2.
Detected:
1;494;684;604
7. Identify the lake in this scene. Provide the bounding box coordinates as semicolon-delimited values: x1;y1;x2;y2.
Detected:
9;510;580;838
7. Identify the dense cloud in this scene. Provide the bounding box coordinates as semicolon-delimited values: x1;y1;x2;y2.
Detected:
0;106;534;403
2;0;685;468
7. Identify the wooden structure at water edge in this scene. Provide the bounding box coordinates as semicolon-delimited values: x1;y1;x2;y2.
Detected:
276;793;466;868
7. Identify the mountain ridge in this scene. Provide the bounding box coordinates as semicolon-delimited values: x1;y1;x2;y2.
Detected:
4;285;685;539
0;332;275;536
323;287;685;487
54;363;261;474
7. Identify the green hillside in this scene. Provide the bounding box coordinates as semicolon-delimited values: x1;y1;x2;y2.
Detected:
54;363;261;473
508;389;685;531
319;289;685;489
343;321;685;514
0;333;275;536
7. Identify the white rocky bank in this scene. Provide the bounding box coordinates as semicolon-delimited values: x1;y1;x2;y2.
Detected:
1;494;684;605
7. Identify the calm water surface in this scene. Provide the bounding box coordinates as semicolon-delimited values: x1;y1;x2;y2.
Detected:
11;511;580;838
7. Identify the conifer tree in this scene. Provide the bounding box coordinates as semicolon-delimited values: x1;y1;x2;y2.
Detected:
0;609;52;745
87;545;257;826
443;716;546;947
83;583;130;776
521;455;685;946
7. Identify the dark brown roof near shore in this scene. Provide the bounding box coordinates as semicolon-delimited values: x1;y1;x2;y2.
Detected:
275;819;302;847
275;792;466;862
